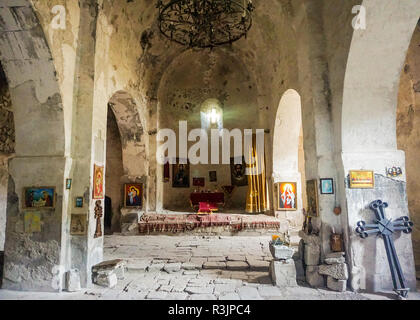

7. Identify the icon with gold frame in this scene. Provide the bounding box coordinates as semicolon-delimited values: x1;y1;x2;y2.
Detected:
349;170;375;189
274;182;298;211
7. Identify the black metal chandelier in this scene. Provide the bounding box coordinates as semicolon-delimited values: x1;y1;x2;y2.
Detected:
157;0;254;48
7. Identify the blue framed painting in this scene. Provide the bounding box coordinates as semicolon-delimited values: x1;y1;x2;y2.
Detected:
320;178;334;195
23;187;55;209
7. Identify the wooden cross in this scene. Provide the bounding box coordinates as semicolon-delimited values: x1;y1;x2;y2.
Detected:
355;199;414;298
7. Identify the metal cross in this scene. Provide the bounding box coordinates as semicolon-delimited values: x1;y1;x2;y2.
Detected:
355;199;414;298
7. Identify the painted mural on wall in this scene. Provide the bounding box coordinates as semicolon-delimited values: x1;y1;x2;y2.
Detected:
172;159;190;188
230;157;248;187
23;187;55;209
93;164;104;199
24;211;41;233
124;183;143;207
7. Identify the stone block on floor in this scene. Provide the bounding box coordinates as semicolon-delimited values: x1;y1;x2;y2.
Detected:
66;269;81;292
318;263;349;280
304;244;320;266
327;276;347;292
92;259;126;280
305;266;325;288
93;272;118;288
269;260;297;288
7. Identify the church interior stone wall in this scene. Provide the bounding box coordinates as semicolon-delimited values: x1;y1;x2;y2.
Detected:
0;0;419;296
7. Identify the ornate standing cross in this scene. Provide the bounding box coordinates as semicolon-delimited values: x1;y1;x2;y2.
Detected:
355;199;414;298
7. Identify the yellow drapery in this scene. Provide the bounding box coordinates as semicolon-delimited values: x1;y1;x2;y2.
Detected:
245;134;269;213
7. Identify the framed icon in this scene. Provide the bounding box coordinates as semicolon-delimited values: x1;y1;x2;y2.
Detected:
320;178;334;194
306;180;319;217
349;170;375;189
23;187;55;209
275;182;298;211
66;179;72;190
75;197;84;208
124;183;143;208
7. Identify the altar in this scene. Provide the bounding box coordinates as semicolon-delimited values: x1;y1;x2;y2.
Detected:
190;192;225;211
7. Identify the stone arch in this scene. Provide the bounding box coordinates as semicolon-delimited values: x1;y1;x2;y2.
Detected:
396;19;420;284
107;91;148;230
272;89;305;227
340;1;420;292
0;1;67;291
341;1;419;153
156;48;260;212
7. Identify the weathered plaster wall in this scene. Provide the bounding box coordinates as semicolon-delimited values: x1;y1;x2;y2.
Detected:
397;21;420;273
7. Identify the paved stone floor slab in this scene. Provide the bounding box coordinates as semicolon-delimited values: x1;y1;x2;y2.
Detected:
0;234;419;300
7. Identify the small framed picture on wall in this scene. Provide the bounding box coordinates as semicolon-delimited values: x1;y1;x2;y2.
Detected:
320;178;334;194
75;197;84;208
66;179;72;190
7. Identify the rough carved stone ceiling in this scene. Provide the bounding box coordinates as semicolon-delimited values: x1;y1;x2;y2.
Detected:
101;0;298;105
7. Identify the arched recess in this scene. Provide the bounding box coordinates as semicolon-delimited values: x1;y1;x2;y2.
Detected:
272;89;306;227
107;91;148;231
340;0;420;293
0;1;67;291
156;48;259;212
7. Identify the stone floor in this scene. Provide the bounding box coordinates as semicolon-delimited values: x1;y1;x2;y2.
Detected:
0;234;419;300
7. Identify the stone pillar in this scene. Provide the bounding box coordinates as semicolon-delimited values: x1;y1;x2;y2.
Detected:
295;2;341;260
67;0;100;288
340;150;417;292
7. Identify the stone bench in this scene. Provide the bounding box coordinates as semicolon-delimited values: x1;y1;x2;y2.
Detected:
92;259;126;288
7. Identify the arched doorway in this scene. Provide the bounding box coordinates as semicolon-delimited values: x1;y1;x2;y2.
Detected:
105;104;124;234
272;89;306;228
106;91;147;234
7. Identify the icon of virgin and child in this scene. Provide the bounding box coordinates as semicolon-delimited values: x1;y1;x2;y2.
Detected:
125;184;142;207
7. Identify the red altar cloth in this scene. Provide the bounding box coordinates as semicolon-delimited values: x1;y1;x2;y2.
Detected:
190;192;225;206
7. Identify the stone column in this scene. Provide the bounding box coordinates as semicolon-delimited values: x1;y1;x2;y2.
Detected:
340;150;417;292
295;2;340;258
